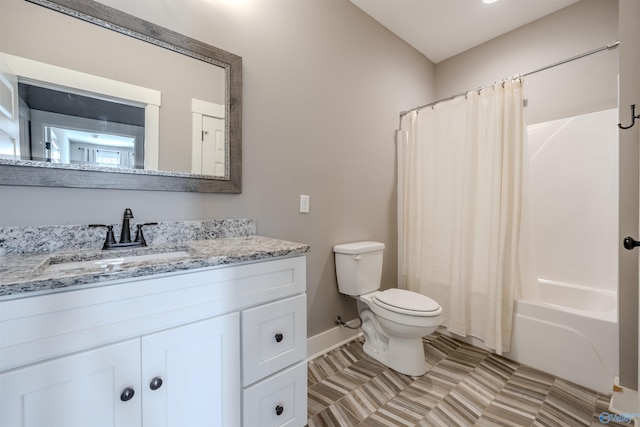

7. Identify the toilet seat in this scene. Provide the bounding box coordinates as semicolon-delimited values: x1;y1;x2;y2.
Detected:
373;289;442;317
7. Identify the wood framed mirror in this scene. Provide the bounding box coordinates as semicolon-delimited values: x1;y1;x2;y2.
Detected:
0;0;242;193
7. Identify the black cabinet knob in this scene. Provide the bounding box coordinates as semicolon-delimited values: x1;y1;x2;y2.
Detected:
150;377;163;390
120;387;135;402
275;405;284;416
275;333;283;343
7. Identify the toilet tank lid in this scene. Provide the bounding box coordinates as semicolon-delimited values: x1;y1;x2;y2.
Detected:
333;241;385;254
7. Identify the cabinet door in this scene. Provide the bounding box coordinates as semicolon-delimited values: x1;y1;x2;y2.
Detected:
142;313;241;427
0;339;141;427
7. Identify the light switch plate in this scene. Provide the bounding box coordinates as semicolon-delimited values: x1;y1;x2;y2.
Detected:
299;195;310;213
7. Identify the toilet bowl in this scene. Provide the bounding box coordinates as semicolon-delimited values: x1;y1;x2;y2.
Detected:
333;241;443;376
356;288;442;376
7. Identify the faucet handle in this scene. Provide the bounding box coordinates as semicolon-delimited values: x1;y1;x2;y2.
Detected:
89;224;117;250
134;222;158;246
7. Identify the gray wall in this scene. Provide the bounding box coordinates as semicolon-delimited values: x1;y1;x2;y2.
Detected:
434;0;618;126
0;0;435;338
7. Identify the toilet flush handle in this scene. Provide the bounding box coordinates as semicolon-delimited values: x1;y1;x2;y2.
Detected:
354;254;363;260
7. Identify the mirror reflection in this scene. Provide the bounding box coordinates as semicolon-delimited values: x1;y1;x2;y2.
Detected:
0;19;225;175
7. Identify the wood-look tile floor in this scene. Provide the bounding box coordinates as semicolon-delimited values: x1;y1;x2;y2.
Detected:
307;333;625;427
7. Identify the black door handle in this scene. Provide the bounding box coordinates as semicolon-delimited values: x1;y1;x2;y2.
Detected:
624;236;640;250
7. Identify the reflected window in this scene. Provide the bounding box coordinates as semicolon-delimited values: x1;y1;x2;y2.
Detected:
95;149;120;165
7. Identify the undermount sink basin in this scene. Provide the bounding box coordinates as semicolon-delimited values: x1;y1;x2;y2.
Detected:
42;250;191;273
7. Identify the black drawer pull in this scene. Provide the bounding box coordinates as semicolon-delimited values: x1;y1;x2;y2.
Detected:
275;405;284;416
275;333;283;343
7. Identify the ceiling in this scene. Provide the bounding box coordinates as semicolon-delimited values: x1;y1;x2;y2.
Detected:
18;83;144;127
350;0;580;64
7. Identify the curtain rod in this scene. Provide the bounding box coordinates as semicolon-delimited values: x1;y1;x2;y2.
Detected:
399;40;620;119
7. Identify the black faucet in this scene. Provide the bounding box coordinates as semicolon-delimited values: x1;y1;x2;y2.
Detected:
119;208;134;244
90;208;158;250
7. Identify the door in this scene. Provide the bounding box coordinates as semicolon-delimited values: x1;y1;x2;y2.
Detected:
0;53;20;161
191;99;225;176
617;0;640;406
141;313;241;427
0;340;141;427
202;114;226;176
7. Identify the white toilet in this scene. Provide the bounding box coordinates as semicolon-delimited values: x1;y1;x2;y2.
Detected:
333;241;442;376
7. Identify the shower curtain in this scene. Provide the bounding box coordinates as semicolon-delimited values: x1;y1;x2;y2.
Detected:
398;79;536;354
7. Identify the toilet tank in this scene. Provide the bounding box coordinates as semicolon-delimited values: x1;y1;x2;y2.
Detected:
333;241;385;296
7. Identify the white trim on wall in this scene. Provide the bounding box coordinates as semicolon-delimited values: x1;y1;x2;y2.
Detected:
1;53;160;105
306;325;361;362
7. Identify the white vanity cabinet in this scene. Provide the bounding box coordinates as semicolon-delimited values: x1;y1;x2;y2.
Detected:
0;255;307;427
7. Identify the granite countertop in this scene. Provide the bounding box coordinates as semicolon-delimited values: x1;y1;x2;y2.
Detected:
0;220;310;299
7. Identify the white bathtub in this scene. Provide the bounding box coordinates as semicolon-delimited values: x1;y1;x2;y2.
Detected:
504;279;618;394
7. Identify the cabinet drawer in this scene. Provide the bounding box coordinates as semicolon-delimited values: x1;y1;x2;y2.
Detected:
242;361;307;427
242;294;306;385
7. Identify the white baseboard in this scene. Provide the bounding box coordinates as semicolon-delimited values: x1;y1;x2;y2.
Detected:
306;324;362;361
609;376;640;426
